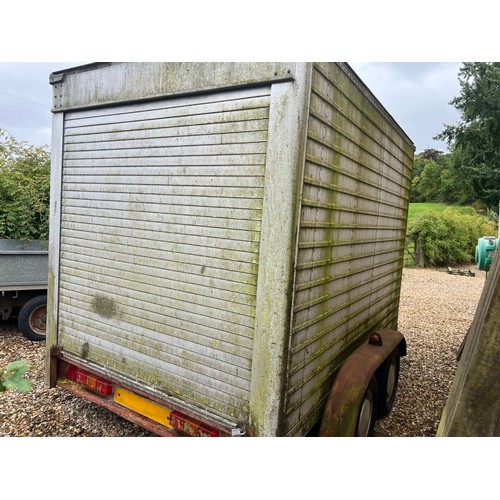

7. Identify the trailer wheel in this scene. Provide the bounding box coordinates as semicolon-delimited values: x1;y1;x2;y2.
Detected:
355;376;378;437
18;294;47;341
377;349;400;418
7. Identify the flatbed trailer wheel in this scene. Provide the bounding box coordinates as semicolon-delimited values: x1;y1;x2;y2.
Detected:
18;294;47;341
377;350;400;417
355;376;378;437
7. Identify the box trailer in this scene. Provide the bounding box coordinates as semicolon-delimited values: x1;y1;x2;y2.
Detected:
46;62;414;437
1;239;48;341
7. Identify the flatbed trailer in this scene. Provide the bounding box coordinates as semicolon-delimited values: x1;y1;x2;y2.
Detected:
46;62;414;437
0;239;48;341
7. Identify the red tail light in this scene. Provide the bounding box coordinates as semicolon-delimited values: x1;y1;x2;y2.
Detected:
369;333;383;346
170;411;221;437
66;365;113;396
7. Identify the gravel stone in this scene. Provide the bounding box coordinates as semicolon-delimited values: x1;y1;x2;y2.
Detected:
0;321;154;437
374;266;485;437
0;267;485;437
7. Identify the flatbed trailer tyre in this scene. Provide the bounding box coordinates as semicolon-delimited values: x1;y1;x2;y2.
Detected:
18;294;47;341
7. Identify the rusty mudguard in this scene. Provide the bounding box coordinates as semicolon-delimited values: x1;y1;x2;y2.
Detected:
319;328;406;437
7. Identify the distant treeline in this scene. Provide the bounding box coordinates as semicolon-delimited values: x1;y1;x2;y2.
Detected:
424;62;500;214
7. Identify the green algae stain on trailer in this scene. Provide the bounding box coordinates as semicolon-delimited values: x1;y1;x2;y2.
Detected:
91;295;119;319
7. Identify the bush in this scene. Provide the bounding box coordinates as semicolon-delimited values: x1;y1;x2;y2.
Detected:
407;208;497;267
0;129;50;240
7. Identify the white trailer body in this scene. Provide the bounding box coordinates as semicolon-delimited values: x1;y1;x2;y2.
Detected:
46;62;414;437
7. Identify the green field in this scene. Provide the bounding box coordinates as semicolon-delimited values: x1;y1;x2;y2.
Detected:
408;203;470;223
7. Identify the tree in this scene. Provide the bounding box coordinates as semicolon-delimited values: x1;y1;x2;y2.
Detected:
417;159;442;201
419;148;443;162
410;151;465;204
443;151;476;205
0;129;50;240
435;62;500;211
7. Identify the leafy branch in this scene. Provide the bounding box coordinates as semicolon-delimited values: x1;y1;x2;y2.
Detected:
0;360;32;393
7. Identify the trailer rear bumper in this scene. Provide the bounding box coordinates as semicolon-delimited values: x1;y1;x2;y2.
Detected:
319;328;406;437
63;381;181;437
48;346;239;437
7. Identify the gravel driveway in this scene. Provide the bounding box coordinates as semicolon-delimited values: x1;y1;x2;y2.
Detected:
374;266;485;436
0;267;485;437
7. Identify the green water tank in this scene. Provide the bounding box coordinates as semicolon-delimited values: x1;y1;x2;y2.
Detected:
475;236;498;271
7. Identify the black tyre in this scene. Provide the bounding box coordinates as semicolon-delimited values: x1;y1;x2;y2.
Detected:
355;376;378;437
18;294;47;341
377;349;400;418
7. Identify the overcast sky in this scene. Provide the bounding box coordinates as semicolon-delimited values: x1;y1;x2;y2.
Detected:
350;62;462;153
0;61;463;154
0;62;83;148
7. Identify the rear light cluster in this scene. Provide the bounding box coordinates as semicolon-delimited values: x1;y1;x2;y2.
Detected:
66;365;114;396
170;411;221;437
64;363;223;436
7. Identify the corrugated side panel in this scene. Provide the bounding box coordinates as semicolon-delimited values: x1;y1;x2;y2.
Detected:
57;86;271;423
284;63;414;436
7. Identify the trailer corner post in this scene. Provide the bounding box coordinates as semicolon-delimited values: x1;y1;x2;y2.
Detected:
249;64;311;437
45;110;64;386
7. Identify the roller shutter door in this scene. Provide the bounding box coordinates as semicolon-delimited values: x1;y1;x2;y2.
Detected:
57;86;271;422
